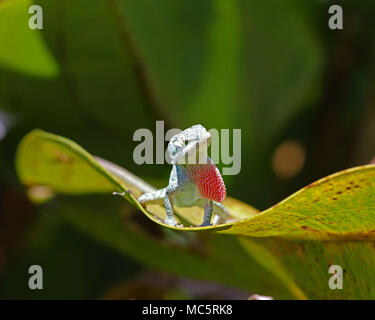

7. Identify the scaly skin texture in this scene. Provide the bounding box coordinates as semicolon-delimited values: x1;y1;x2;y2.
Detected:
137;124;229;227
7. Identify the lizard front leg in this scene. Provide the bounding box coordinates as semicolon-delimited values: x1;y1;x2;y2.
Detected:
201;199;213;226
164;186;178;226
137;187;179;226
195;199;229;225
137;188;165;205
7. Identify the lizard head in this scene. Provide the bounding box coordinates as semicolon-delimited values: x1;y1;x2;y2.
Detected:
168;124;211;165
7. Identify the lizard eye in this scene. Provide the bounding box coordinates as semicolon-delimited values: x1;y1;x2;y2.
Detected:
173;139;185;148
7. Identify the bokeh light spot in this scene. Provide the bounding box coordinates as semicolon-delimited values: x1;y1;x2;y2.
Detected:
272;141;306;179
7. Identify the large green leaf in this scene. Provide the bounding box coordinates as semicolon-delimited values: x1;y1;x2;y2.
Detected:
16;131;294;298
115;0;322;134
16;130;375;299
44;195;294;299
16;129;259;228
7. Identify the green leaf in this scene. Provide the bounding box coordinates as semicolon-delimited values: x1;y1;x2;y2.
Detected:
16;129;259;229
115;0;322;135
15;130;295;299
46;195;293;298
17;129;375;236
16;130;375;299
0;0;58;76
0;0;156;173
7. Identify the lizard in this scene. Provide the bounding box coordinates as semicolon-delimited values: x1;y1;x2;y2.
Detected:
114;124;229;227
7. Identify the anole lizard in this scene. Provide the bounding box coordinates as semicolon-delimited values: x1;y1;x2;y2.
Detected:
113;124;229;227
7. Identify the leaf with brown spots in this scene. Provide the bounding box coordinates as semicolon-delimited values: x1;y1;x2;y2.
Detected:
16;130;375;299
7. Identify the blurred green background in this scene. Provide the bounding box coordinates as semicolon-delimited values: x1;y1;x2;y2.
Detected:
1;0;375;299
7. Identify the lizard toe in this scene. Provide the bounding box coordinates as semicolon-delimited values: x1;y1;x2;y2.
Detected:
164;217;179;227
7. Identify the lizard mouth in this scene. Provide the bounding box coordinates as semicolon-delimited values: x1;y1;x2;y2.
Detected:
174;131;211;165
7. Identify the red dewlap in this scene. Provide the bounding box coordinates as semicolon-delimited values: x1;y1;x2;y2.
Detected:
188;164;226;202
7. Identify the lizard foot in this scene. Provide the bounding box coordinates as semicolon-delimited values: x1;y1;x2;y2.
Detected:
200;222;213;227
164;217;179;227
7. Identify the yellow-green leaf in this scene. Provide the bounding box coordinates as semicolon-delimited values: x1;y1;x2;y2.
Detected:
0;0;58;76
16;129;375;299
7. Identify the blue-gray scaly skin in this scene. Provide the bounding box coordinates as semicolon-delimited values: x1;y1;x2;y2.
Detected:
137;124;229;227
